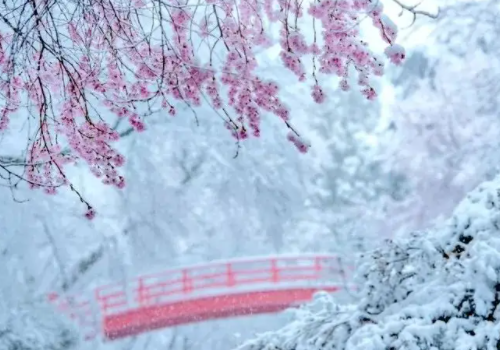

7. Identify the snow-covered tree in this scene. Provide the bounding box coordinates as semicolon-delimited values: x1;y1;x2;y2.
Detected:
0;302;79;350
98;105;310;271
379;0;500;234
237;173;500;350
298;81;408;254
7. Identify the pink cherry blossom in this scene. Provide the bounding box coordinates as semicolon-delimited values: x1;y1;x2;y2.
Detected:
385;44;406;65
85;208;96;220
312;85;326;103
0;0;408;216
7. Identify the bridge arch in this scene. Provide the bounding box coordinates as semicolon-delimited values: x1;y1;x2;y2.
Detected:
49;254;351;340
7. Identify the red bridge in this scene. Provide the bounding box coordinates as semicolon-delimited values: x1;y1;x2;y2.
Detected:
48;254;351;341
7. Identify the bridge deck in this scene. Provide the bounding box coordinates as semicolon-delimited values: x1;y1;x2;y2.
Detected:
48;254;350;340
104;287;339;339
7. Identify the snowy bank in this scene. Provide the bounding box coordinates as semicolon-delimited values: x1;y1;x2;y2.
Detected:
238;175;500;350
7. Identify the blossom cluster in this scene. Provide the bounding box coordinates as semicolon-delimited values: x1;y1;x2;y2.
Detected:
0;0;404;215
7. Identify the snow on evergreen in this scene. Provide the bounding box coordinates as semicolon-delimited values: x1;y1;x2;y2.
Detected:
0;302;79;350
238;175;500;350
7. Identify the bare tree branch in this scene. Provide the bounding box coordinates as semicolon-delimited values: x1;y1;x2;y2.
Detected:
392;0;439;27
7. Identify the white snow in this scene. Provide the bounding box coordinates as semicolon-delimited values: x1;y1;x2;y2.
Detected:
237;175;500;350
0;302;79;350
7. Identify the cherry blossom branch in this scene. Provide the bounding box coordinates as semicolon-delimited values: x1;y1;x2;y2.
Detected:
0;0;419;217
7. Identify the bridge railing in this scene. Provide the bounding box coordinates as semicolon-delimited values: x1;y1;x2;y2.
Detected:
47;292;99;340
94;254;350;316
48;254;353;339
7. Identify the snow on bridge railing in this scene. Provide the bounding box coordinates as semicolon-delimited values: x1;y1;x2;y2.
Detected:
47;291;100;340
94;254;352;316
48;254;353;339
